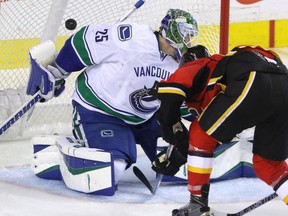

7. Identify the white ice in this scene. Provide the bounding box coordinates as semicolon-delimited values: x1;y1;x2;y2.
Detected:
0;139;287;216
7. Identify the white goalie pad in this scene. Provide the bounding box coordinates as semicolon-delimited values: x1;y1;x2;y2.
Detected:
32;135;61;180
56;136;116;196
157;137;255;182
211;138;254;180
32;135;116;196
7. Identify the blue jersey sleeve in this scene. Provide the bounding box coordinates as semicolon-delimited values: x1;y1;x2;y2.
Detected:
56;36;87;73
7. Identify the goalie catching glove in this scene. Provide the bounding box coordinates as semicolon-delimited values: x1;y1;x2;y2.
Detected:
26;40;69;102
152;121;189;176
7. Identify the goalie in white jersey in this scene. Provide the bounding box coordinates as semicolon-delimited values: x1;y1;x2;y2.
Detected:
27;9;198;190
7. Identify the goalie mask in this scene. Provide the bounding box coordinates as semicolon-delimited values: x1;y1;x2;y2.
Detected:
160;9;199;60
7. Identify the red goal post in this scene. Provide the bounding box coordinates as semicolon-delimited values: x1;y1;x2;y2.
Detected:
0;0;229;140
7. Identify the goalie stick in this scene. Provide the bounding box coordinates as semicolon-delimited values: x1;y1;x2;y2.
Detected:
0;0;146;137
0;93;42;136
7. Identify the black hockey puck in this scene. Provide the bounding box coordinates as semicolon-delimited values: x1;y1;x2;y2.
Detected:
65;18;77;30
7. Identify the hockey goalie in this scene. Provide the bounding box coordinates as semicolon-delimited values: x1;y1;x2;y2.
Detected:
26;10;202;196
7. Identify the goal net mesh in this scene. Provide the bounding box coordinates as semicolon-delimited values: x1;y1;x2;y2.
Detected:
0;0;220;140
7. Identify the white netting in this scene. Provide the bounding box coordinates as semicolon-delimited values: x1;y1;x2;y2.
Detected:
0;0;221;140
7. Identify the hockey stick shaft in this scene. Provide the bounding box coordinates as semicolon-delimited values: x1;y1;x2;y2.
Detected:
152;144;173;194
226;192;278;216
0;91;41;136
118;0;145;22
209;192;278;216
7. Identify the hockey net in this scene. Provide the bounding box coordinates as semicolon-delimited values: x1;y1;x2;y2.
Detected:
0;0;222;140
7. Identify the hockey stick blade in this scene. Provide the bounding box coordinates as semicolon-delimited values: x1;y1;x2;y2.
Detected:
134;145;174;195
209;192;278;216
152;173;164;195
133;166;154;194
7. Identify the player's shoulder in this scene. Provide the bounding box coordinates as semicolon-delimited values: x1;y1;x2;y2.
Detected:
84;22;158;53
114;22;153;34
85;22;154;37
111;22;157;49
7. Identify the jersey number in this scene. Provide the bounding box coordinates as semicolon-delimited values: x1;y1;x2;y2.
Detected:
95;29;108;42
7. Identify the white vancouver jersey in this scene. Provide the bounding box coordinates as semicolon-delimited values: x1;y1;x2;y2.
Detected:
58;22;178;124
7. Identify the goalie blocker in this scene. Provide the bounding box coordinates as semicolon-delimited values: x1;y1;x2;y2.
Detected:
26;40;68;103
32;135;116;196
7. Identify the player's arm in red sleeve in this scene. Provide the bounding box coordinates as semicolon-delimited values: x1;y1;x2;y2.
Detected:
157;66;191;126
157;59;210;125
157;81;187;125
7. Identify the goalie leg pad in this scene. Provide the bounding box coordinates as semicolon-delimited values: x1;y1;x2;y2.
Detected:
160;138;256;183
56;136;116;196
32;135;61;180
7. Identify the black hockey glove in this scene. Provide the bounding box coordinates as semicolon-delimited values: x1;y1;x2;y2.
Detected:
160;121;189;147
152;147;187;176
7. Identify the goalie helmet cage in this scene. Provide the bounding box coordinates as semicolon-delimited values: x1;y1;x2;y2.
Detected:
0;0;229;140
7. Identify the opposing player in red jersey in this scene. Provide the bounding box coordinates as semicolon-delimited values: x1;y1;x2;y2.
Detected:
152;45;288;216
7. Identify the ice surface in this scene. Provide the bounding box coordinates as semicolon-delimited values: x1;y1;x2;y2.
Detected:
0;139;287;216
